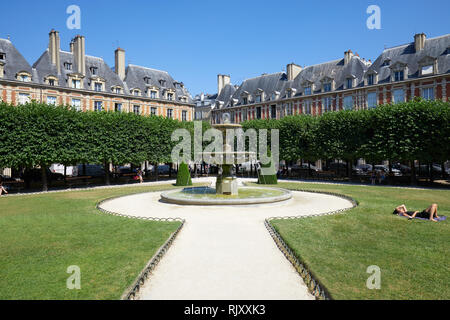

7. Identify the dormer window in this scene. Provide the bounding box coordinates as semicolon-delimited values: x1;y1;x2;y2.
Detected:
150;90;157;99
167;92;174;101
304;87;312;95
113;87;122;94
144;77;151;84
72;79;81;89
421;65;433;76
255;95;261;103
243;97;248;105
381;60;391;67
131;89;140;96
64;62;72;71
323;83;332;92
17;72;32;82
346;78;353;89
90;67;98;75
0;52;5;60
94;82;103;92
367;74;374;86
159;79;166;87
394;70;404;82
45;75;58;86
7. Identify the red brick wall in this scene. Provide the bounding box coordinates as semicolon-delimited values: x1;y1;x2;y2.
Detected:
436;84;442;100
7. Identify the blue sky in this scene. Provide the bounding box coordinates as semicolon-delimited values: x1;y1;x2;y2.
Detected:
1;0;449;95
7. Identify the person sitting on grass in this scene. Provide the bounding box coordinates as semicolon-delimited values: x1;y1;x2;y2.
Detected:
393;204;439;222
0;182;8;196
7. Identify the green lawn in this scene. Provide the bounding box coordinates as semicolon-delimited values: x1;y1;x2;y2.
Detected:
0;184;196;300
265;182;450;300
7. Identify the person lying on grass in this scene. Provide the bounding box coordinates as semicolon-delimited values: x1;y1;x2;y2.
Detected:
393;204;439;222
0;182;8;196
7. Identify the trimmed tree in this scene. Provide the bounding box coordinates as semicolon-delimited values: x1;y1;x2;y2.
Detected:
175;162;192;186
258;151;278;185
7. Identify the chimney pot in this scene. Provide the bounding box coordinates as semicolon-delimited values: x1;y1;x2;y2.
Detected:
286;63;302;81
414;33;426;51
48;29;61;74
115;48;126;80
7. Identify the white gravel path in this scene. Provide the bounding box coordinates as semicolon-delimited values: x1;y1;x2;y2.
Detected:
99;178;353;300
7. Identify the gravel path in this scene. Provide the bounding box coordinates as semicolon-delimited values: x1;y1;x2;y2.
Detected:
99;179;353;300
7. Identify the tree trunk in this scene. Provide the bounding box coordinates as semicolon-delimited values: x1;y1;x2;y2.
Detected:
441;162;446;179
169;163;172;179
155;162;159;181
347;160;351;180
388;160;393;184
82;163;87;176
429;163;433;183
104;161;110;185
410;161;417;186
41;166;48;192
64;165;67;183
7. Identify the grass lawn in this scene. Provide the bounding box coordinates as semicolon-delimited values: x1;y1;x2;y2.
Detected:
259;182;450;300
0;184;199;300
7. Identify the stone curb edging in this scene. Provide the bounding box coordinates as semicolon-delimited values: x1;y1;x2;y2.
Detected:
264;189;359;300
96;195;185;300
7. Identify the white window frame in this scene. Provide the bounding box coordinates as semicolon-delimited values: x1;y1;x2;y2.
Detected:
18;93;30;105
94;101;103;112
322;97;332;113
393;89;405;104
421;87;434;101
71;98;81;111
367;92;377;109
47;96;57;105
343;96;353;110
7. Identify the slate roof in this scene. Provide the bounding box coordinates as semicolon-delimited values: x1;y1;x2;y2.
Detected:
0;38;33;81
367;34;450;83
125;64;193;103
291;56;368;94
33;50;127;93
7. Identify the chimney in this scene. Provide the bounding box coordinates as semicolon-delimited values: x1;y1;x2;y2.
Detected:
72;35;86;75
115;48;126;80
344;50;354;65
286;63;302;81
48;29;61;74
414;33;426;52
217;74;230;94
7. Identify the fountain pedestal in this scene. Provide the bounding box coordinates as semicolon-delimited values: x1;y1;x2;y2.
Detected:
216;176;238;195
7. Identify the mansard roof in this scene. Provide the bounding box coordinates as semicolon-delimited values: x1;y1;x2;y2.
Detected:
0;38;34;81
290;56;368;94
227;72;287;107
125;64;192;103
367;34;450;83
33;49;126;92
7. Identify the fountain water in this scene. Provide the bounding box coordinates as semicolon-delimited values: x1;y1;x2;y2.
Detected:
160;113;291;205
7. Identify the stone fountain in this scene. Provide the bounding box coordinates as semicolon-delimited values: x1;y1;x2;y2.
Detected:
160;113;292;205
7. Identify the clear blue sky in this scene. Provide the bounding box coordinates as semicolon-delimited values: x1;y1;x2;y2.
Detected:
1;0;449;95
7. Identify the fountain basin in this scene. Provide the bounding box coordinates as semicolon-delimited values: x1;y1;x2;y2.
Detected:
160;186;292;206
